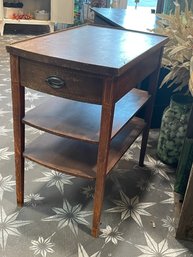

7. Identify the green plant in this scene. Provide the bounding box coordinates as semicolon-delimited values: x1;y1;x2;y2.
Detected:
154;0;193;93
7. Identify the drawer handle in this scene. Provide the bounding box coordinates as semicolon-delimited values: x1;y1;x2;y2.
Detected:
45;76;65;89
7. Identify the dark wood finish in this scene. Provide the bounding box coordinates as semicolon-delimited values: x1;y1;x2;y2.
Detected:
7;25;166;76
139;48;163;166
20;58;104;104
24;116;145;179
7;24;168;237
92;7;157;33
10;55;25;206
92;78;115;237
114;48;161;101
23;88;150;143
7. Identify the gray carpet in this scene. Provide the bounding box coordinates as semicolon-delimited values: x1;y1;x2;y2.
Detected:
0;34;193;257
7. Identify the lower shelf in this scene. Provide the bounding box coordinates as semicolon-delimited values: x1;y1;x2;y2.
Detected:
24;117;145;179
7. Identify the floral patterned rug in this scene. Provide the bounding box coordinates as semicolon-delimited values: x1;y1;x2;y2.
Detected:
0;34;193;257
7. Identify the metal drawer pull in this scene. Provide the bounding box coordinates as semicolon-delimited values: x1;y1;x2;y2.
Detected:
45;76;65;89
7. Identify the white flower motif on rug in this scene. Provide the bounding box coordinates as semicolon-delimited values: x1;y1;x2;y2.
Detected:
121;150;133;161
135;232;188;256
161;192;174;204
0;173;15;200
161;216;175;234
42;199;92;235
100;225;124;245
25;91;44;102
81;185;95;199
30;233;55;257
78;243;101;257
145;155;170;181
146;183;156;192
106;191;155;226
130;136;142;150
25;160;36;171
24;193;45;207
0;147;13;160
25;104;35;112
33;170;75;194
0;206;32;250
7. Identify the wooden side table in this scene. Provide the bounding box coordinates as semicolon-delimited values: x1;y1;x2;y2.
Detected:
91;7;157;32
7;24;168;237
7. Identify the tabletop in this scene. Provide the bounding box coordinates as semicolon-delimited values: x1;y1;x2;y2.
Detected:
6;24;167;76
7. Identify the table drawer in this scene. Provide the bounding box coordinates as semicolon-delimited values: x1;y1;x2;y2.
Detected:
20;58;103;104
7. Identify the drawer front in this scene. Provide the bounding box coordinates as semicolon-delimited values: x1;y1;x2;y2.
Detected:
20;58;103;104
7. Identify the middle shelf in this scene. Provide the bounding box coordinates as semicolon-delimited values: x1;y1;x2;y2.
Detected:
23;88;150;143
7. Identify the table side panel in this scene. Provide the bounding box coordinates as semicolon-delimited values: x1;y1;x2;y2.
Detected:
115;48;162;101
20;58;104;104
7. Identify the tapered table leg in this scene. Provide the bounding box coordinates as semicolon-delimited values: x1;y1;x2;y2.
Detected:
10;55;25;206
139;49;163;166
92;80;115;237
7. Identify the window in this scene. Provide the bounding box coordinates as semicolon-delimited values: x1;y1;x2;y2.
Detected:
128;0;158;8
